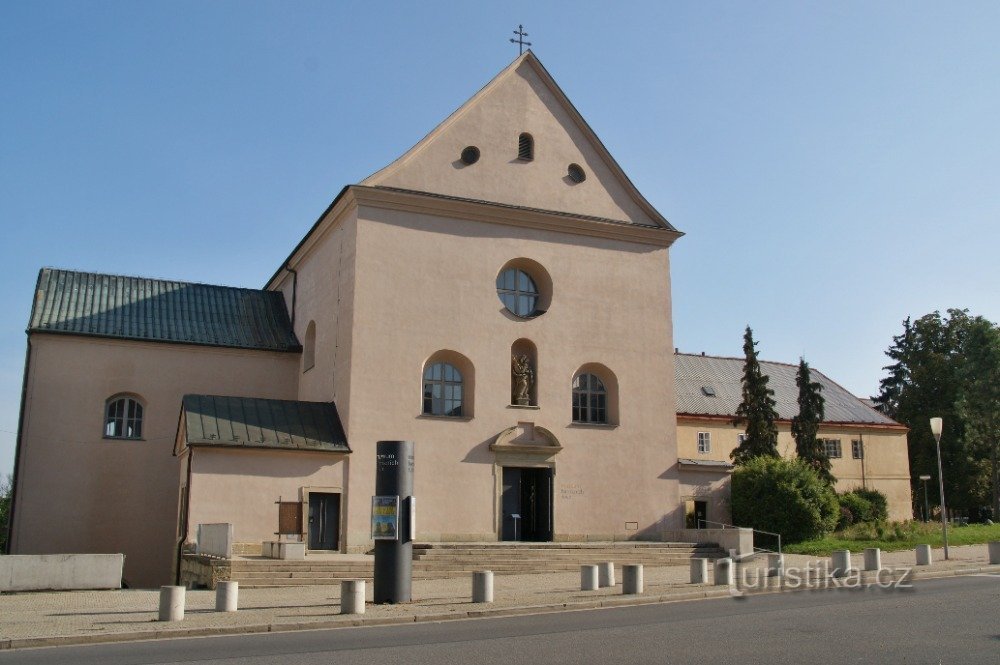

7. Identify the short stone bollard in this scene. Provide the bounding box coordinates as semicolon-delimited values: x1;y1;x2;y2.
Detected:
831;550;852;578
472;571;494;603
158;585;185;622
689;558;708;584
915;544;932;566
622;564;644;594
714;558;734;586
340;579;365;615
989;541;1000;565
863;548;882;572
216;581;238;612
767;553;784;578
581;564;599;591
598;562;615;588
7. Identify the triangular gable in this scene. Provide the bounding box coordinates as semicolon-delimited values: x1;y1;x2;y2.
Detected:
363;51;675;230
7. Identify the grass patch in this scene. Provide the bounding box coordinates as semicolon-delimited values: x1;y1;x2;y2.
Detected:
784;521;1000;556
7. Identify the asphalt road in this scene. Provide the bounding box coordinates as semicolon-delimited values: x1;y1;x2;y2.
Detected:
4;575;999;665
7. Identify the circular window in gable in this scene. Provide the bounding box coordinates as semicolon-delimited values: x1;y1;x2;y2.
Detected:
461;146;480;165
567;163;586;183
495;258;552;319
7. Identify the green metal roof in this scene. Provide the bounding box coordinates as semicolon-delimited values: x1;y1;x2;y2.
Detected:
180;395;350;454
29;268;300;352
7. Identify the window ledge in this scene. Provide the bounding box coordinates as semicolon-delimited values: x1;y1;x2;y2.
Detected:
103;436;145;441
567;422;618;430
507;404;540;410
416;414;474;422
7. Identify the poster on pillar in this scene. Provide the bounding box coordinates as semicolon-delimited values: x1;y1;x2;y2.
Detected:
371;496;400;540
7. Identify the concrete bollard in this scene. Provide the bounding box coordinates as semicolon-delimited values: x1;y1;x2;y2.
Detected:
622;564;644;594
863;548;882;572
831;550;852;578
472;571;494;603
689;558;708;584
767;553;784;578
581;564;599;591
340;579;365;615
989;542;1000;565
915;544;932;566
215;581;238;612
714;558;734;586
598;562;615;588
158;586;185;622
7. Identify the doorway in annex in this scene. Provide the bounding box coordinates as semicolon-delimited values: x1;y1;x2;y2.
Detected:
307;492;340;550
501;467;553;542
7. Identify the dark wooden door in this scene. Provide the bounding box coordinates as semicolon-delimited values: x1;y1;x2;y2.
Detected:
501;467;552;542
308;493;340;550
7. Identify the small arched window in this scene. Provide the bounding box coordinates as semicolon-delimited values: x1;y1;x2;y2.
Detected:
105;395;144;439
423;363;464;417
572;374;607;424
518;133;534;161
303;321;316;372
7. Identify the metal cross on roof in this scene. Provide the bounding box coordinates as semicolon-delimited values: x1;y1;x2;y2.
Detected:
510;24;531;55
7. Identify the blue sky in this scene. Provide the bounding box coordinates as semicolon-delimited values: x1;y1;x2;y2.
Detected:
2;2;998;478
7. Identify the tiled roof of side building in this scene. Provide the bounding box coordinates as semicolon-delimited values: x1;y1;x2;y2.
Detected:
29;268;300;352
674;353;901;427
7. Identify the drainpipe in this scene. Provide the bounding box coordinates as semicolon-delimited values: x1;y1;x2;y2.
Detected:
5;337;31;553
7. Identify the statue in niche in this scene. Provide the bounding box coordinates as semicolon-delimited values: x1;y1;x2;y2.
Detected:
512;354;534;406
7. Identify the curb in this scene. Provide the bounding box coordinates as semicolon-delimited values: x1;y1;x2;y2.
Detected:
3;564;997;651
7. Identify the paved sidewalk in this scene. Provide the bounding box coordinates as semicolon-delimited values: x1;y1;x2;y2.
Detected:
1;544;996;650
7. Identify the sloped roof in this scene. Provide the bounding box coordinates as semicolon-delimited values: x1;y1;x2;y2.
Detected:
674;353;900;427
179;395;350;454
29;268;300;352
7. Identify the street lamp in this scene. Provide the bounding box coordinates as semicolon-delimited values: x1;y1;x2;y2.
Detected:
918;474;931;522
929;417;949;560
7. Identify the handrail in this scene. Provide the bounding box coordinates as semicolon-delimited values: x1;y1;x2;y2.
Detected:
696;519;782;554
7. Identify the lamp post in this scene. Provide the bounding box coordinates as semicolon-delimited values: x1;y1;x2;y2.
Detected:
929;417;950;560
919;474;931;522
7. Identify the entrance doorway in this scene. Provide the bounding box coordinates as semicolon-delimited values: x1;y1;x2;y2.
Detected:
501;467;552;541
308;492;340;550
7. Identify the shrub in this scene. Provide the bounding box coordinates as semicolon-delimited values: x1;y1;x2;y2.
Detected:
731;456;839;543
838;488;889;525
852;488;889;522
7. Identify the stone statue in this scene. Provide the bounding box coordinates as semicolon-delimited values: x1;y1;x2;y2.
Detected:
512;354;534;406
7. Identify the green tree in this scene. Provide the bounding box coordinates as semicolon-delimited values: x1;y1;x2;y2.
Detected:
0;474;11;554
874;309;992;517
731;456;839;543
791;358;833;484
731;326;779;464
956;319;1000;519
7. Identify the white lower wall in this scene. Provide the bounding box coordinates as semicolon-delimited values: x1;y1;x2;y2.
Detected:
0;554;124;591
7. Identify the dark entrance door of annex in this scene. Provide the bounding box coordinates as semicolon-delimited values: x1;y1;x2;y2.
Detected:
308;492;340;550
501;467;552;541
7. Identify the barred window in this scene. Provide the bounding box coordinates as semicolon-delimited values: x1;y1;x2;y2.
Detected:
822;438;842;459
572;373;607;424
852;439;864;459
423;363;464;417
104;396;144;439
518;133;534;160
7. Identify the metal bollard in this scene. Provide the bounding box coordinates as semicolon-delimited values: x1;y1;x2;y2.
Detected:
989;542;1000;565
714;558;733;586
863;548;882;572
598;562;615;588
581;564;599;591
216;581;238;612
622;564;643;594
831;550;852;578
158;586;185;622
915;544;932;566
767;553;784;578
340;579;366;615
689;558;708;584
472;571;494;603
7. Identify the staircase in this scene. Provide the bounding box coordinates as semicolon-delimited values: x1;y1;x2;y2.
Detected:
224;542;725;588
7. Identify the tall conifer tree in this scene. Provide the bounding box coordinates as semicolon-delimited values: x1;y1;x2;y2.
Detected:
791;358;833;483
732;326;780;464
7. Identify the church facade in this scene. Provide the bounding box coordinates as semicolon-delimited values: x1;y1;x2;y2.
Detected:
7;52;911;588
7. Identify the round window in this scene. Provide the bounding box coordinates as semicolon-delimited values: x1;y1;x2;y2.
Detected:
567;163;586;183
461;146;480;165
496;268;539;318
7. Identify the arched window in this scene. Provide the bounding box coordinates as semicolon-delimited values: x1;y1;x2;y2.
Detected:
572;373;607;424
104;395;144;439
303;320;316;372
518;133;534;161
423;362;464;417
